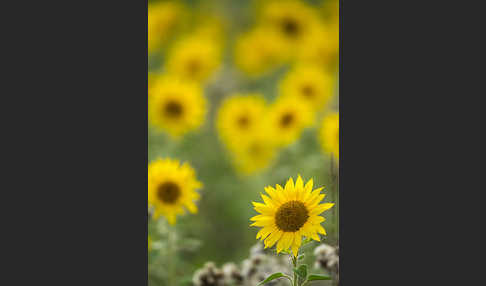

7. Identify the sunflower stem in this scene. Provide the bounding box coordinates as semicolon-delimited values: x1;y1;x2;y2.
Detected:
292;254;299;286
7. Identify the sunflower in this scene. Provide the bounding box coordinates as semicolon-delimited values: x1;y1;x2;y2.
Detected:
259;0;320;48
148;76;206;138
216;94;267;152
265;96;314;147
166;35;222;83
297;22;339;68
319;113;339;159
148;1;184;53
279;64;334;111
234;27;290;77
148;158;202;225
230;132;278;175
250;176;334;256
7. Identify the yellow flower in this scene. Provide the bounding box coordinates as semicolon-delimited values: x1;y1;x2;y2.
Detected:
148;1;184;53
166;35;222;83
265;96;314;147
319;113;339;159
148;158;202;225
279;64;334;111
230;132;278;175
148;76;206;138
297;22;339;68
250;175;334;256
234;27;289;77
260;0;320;48
216;94;267;152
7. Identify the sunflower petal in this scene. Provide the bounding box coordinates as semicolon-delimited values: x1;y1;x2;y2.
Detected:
310;203;335;215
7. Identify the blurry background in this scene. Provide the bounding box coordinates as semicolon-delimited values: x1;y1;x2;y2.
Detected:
148;0;339;285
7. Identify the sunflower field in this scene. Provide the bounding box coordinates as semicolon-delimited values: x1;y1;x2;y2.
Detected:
148;0;339;285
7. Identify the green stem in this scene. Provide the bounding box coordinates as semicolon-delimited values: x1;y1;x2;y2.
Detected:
292;255;298;286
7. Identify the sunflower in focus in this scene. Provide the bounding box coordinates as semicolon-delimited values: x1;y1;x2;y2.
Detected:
166;35;222;83
250;175;334;256
265;96;314;146
279;64;334;111
148;1;184;53
260;0;320;48
319;112;339;159
234;27;289;77
148;158;202;225
216;94;267;151
148;76;206;138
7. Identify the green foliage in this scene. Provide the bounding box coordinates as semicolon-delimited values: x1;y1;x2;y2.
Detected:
257;272;292;286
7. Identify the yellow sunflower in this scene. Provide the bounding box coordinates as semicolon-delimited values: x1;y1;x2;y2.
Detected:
250;175;334;256
279;64;334;111
166;35;222;83
234;27;290;77
148;76;206;138
216;94;267;151
319;112;339;159
259;0;320;48
148;1;184;53
148;158;202;225
297;22;339;68
230;132;278;175
265;96;314;147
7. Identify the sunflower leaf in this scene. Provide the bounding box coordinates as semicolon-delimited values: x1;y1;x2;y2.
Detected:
294;264;307;278
307;274;332;281
298;254;305;260
257;273;289;286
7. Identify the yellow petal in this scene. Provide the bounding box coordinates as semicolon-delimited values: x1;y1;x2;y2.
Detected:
310;203;335;215
316;225;327;235
296;175;304;190
261;194;276;208
277;232;294;253
256;226;274;240
264;230;283;248
308;216;325;224
304;178;313;192
250;217;274;226
285;177;295;192
310;231;320;241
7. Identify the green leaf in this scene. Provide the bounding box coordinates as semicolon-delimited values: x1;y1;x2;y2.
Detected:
298;254;305;260
307;274;332;281
257;273;287;286
294;265;307;278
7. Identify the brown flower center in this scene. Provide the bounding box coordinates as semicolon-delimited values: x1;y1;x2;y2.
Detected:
275;201;309;232
237;116;250;129
282;17;300;37
186;59;201;77
280;113;294;128
157;181;181;204
164;101;183;118
301;85;314;98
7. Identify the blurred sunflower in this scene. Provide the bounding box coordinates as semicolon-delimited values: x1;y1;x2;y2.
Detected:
230;132;278;175
266;96;314;146
166;35;222;83
234;27;289;76
250;175;334;256
319;112;339;159
297;22;339;68
216;94;267;151
148;76;206;138
148;1;184;54
279;64;334;111
260;0;320;48
148;158;202;225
